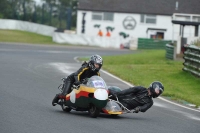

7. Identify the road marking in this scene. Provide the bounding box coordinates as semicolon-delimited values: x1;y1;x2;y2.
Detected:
0;48;70;53
0;48;90;54
174;110;200;121
49;63;77;74
158;97;200;113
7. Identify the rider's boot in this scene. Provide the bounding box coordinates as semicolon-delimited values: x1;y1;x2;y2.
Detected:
52;94;65;106
52;80;72;106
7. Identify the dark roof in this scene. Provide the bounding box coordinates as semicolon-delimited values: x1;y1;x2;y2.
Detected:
78;0;200;15
172;20;200;26
146;28;167;33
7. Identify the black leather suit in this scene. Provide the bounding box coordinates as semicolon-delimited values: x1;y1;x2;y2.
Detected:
62;63;100;94
116;86;153;112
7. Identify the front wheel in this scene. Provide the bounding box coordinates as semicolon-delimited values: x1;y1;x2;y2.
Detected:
61;100;71;112
88;105;100;118
62;105;71;112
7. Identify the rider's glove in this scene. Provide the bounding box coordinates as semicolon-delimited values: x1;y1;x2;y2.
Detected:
134;107;140;113
73;81;81;88
81;78;88;84
110;92;118;98
74;81;81;86
113;93;118;98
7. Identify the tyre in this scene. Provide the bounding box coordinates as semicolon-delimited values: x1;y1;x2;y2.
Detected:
88;105;100;118
111;114;118;117
61;104;71;112
60;100;71;112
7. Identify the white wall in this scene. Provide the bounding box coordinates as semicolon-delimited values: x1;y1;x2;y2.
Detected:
53;32;120;48
0;19;56;37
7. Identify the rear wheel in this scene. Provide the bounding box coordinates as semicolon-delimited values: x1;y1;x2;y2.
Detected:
88;105;100;118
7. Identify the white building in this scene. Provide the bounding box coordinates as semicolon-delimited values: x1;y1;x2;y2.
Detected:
77;11;174;40
76;0;200;50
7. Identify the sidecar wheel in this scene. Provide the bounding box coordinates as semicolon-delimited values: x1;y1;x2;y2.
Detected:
111;114;118;117
88;105;100;118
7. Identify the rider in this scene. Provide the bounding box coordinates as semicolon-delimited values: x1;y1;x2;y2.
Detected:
112;81;164;113
52;54;103;106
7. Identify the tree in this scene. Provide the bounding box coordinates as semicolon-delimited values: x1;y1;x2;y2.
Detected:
0;0;78;30
44;0;78;29
0;0;12;18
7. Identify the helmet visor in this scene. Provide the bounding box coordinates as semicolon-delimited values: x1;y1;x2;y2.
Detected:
94;63;100;69
95;60;102;65
155;87;163;96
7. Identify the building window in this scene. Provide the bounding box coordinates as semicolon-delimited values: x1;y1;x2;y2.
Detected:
92;12;114;21
92;12;103;20
176;15;190;21
151;32;164;39
104;12;114;21
193;16;200;22
141;14;156;24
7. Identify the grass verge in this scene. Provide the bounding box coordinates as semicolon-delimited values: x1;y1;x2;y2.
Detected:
0;29;57;44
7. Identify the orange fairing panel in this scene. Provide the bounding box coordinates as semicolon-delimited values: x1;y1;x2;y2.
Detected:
66;85;96;99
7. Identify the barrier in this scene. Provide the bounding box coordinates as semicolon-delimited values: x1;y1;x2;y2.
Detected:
52;32;121;48
0;19;56;37
165;44;176;60
183;45;200;77
138;38;171;49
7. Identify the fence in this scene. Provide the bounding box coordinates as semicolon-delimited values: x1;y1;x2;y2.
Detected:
138;38;171;49
183;45;200;77
165;44;176;60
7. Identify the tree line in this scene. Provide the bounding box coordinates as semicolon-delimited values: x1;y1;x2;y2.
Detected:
0;0;78;30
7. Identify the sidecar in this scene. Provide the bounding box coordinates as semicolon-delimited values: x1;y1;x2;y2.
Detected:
101;86;123;116
101;86;136;116
60;76;109;118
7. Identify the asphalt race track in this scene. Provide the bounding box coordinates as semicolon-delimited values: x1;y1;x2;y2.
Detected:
0;43;200;133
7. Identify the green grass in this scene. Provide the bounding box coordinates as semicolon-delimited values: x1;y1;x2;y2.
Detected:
82;50;200;106
0;29;58;45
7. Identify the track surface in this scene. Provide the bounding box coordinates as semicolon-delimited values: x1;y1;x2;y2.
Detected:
0;43;200;133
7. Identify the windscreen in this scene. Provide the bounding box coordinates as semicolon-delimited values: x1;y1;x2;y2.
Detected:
86;76;108;90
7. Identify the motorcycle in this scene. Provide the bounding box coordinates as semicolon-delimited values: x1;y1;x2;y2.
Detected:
56;75;135;118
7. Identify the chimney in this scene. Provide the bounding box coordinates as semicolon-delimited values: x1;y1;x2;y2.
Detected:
175;1;179;10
